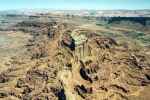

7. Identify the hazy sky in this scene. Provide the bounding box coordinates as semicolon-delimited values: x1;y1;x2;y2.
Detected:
0;0;150;10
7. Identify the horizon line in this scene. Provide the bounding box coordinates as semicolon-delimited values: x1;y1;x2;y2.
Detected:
0;8;150;11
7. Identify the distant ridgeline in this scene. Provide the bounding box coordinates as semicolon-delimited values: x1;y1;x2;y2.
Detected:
95;17;150;26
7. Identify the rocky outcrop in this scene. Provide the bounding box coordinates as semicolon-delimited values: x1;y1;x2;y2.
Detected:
57;29;150;100
0;19;150;100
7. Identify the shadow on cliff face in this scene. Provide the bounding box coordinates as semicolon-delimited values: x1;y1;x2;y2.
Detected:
60;33;75;51
51;87;66;100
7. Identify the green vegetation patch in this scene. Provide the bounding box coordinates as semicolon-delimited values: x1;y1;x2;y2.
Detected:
137;35;150;45
124;31;150;45
125;32;145;39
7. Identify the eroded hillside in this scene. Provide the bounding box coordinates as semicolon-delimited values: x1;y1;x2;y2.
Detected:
0;14;150;100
